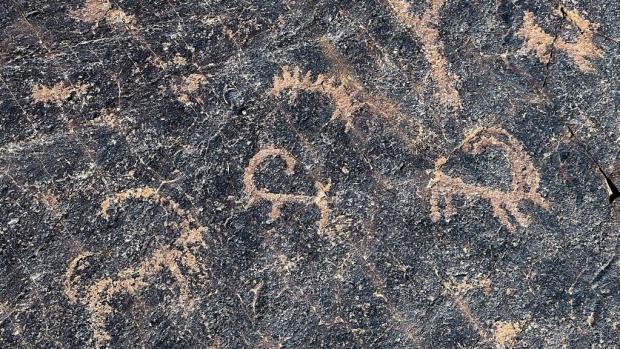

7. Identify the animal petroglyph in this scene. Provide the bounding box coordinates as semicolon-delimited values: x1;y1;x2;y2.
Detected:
65;187;207;348
270;66;358;131
269;64;427;148
386;0;461;108
517;7;603;73
428;127;549;232
243;148;332;238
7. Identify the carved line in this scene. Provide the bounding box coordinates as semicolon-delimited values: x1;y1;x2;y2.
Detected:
270;66;358;131
65;187;207;348
269;64;428;153
243;148;332;238
517;8;603;73
428;127;549;232
386;0;461;108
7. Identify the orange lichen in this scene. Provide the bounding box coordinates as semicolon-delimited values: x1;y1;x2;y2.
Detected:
386;0;461;108
66;187;207;348
517;8;603;73
428;127;549;232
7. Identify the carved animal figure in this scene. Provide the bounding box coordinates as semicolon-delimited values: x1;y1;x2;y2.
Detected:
428;127;549;232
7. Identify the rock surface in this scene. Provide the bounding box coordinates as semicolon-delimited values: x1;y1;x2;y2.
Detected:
1;0;620;348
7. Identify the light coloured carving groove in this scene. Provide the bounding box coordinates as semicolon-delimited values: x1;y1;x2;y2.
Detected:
243;148;332;238
65;187;207;348
428;127;549;232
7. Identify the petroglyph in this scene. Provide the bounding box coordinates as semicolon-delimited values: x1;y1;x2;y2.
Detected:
172;54;189;66
70;0;165;67
269;64;428;152
442;277;491;341
428;127;549;232
318;37;430;146
32;82;89;105
494;320;524;348
243;148;332;238
517;7;603;73
88;109;126;129
386;0;461;108
69;0;111;23
65;187;207;348
270;66;358;131
70;0;136;26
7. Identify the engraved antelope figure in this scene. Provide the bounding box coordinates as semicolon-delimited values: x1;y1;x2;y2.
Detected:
428;127;549;232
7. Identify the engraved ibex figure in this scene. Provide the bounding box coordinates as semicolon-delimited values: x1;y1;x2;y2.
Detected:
428;127;549;232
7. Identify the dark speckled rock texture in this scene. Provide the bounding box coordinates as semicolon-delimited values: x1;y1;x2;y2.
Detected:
1;0;620;348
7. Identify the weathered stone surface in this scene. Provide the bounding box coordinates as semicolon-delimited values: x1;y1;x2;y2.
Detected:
1;0;619;348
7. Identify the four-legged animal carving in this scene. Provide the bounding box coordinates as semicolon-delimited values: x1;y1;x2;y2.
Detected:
428;127;549;232
243;147;332;237
64;187;207;348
